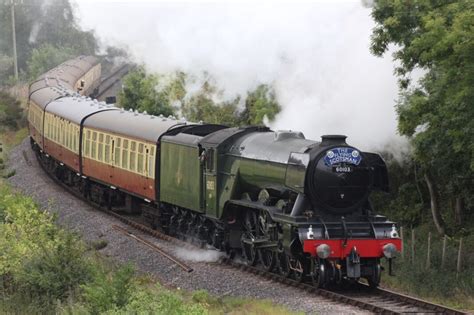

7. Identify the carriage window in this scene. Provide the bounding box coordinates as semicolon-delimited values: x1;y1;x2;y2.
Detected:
51;116;54;140
122;139;129;169
114;138;121;166
51;116;55;141
98;143;103;161
91;131;97;159
56;118;60;142
45;115;49;137
147;146;155;178
60;120;64;145
104;135;111;163
137;154;143;174
65;124;70;149
53;117;57;142
97;133;104;161
130;151;136;172
72;127;77;152
85;130;90;157
137;143;144;175
62;120;66;145
128;141;136;172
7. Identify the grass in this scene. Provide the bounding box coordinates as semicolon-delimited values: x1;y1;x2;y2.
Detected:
0;185;299;315
189;289;301;315
380;224;474;311
0;127;28;150
0;127;27;181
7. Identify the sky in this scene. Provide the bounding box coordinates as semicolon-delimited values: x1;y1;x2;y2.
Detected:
74;0;407;153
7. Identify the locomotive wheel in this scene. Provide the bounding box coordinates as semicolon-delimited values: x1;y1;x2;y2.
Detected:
241;210;258;266
367;262;381;288
259;249;276;271
291;256;306;283
310;259;326;288
168;207;180;237
186;212;198;243
277;252;292;278
257;210;276;271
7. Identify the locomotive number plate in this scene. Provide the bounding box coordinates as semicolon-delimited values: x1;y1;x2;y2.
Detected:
333;166;353;173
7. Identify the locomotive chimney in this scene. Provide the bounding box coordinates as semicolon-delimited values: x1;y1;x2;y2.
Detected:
320;135;347;146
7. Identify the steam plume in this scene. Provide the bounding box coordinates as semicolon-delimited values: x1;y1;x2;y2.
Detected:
74;0;406;152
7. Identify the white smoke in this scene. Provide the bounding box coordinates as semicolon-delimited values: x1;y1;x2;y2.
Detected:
28;22;41;44
74;0;406;152
174;247;224;263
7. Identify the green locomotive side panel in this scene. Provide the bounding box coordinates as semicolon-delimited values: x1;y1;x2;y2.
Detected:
238;158;287;192
160;141;202;212
216;155;288;218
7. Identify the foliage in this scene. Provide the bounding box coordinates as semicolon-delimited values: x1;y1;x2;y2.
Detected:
0;91;24;131
381;224;474;309
182;80;242;126
117;66;175;116
370;0;474;230
81;264;135;314
371;154;425;226
241;84;281;125
0;0;97;82
0;186;93;312
26;43;76;80
110;287;208;315
0;54;13;85
120;67;282;127
0;186;297;314
14;232;92;307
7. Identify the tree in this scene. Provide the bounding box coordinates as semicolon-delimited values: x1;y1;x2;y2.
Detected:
370;0;474;234
0;91;23;130
181;80;241;126
117;67;175;117
241;84;281;126
0;54;13;84
119;69;281;128
26;44;75;80
0;0;97;82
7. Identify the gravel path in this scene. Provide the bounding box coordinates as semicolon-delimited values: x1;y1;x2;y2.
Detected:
7;138;370;314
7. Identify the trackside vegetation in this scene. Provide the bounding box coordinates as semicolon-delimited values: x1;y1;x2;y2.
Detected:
370;1;473;310
0;186;297;314
117;66;282;127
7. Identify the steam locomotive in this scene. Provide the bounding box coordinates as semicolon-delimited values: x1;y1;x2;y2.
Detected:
28;56;401;288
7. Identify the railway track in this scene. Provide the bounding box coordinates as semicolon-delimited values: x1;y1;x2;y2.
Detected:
33;148;468;315
220;258;467;314
34;150;194;274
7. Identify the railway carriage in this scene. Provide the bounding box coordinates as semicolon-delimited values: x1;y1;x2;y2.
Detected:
28;56;101;150
28;56;402;288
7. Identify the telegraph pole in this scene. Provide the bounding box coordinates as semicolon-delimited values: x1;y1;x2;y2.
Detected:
10;0;19;81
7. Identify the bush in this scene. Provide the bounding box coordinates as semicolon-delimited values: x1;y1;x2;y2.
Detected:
0;187;93;311
117;287;207;315
382;224;474;309
0;186;297;314
15;232;92;307
0;92;23;131
81;264;135;315
89;239;108;251
26;44;76;80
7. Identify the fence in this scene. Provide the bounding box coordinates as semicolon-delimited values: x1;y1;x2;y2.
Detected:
399;226;467;275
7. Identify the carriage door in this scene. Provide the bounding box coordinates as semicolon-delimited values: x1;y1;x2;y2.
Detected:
202;147;217;217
